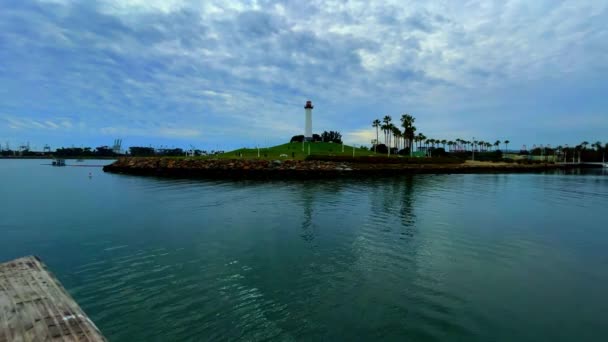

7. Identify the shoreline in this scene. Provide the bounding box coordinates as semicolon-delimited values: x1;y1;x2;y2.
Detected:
102;157;574;179
0;156;118;160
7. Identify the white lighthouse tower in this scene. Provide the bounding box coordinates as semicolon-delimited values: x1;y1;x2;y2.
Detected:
304;100;313;141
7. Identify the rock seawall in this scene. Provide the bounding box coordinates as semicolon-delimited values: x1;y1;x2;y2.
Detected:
103;157;564;179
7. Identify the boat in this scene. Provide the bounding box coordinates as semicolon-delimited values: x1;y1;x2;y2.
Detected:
52;159;66;166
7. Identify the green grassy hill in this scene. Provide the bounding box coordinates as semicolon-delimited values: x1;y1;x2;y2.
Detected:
215;142;381;160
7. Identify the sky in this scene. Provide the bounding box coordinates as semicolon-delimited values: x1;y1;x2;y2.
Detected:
1;0;607;151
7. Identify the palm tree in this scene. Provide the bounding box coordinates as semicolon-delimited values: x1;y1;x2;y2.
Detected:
382;115;392;144
448;141;455;152
400;114;416;156
417;133;426;150
494;140;500;151
504;140;510;152
372;119;381;152
593;141;602;151
575;144;583;162
441;139;447;149
392;126;401;150
381;124;389;145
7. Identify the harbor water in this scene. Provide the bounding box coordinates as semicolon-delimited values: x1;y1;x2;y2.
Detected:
1;159;607;341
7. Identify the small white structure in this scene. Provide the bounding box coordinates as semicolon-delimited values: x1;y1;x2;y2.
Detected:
304;100;314;141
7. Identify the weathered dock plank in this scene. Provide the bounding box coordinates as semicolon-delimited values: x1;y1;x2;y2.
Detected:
0;256;106;342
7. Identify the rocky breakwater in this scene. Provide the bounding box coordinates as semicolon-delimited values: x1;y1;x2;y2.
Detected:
102;157;353;179
103;157;562;179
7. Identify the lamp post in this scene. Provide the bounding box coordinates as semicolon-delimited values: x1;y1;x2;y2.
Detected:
472;137;475;161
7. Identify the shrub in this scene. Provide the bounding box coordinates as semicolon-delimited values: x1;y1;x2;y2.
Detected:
450;151;503;162
321;131;343;143
372;144;388;154
306;155;464;164
398;148;410;156
290;135;305;143
432;147;447;156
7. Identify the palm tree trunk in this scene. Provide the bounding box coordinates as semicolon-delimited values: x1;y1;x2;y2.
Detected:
374;127;377;152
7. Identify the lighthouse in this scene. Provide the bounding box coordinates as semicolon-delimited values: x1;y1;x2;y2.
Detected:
304;100;313;141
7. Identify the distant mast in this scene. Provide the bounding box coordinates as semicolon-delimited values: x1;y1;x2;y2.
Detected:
304;100;314;141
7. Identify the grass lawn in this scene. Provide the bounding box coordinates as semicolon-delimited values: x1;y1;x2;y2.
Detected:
211;142;385;160
149;142;417;161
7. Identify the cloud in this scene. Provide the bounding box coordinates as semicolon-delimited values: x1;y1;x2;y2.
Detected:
1;0;607;149
158;128;201;138
98;125;201;139
344;129;376;146
2;116;70;130
44;120;60;129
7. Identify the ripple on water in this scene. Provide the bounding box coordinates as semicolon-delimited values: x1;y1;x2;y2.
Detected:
5;170;605;341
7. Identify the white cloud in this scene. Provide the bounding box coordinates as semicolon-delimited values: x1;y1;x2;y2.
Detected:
2;116;71;130
158;127;201;138
344;129;376;146
99;125;201;139
99;0;188;14
44;120;60;129
1;0;607;149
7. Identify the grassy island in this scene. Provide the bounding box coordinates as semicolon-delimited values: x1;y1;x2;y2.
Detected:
102;142;565;179
201;142;376;160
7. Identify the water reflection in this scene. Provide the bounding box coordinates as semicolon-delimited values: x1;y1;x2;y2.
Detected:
296;180;346;244
398;176;417;229
299;182;315;243
367;175;441;234
2;162;608;341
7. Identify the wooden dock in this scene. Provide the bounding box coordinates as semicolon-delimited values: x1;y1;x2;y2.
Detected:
0;256;106;342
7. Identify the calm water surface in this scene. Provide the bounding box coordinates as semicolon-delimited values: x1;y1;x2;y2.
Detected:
1;159;608;341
